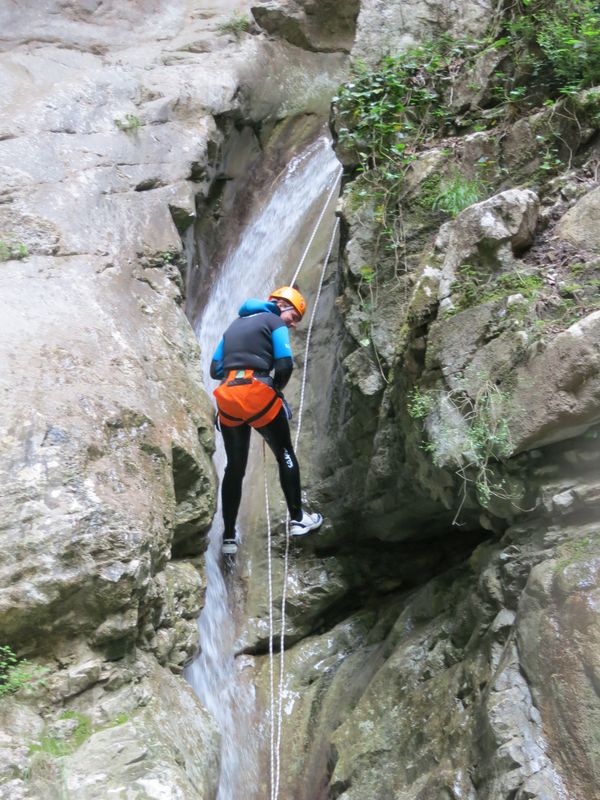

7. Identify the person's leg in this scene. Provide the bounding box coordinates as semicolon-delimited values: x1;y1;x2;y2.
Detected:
256;409;302;521
220;422;251;540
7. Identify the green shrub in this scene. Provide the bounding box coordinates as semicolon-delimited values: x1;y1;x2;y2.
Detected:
410;380;515;517
0;645;47;698
407;388;435;419
0;240;28;262
334;38;478;172
217;11;249;37
536;0;600;92
430;173;485;215
114;114;141;132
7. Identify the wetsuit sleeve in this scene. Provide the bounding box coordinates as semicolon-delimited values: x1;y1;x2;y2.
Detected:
273;357;293;390
210;338;225;380
272;325;292;360
271;324;293;390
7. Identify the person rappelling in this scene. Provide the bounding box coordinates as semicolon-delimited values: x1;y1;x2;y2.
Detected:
210;285;324;557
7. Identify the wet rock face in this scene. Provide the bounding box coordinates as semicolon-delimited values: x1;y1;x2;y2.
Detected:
0;0;349;796
241;7;600;799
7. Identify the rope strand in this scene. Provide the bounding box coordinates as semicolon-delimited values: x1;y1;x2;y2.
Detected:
294;215;340;446
289;168;342;288
264;442;276;800
273;214;340;799
267;165;342;800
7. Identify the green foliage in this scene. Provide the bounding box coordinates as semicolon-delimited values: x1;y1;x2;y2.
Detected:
536;0;600;93
407;387;435;419
334;37;486;265
160;250;178;264
334;1;600;185
410;380;515;517
464;385;513;504
334;37;478;171
0;240;28;262
30;712;93;757
217;11;250;37
0;645;47;698
359;264;376;285
430;173;485;216
114;114;141;132
450;265;544;313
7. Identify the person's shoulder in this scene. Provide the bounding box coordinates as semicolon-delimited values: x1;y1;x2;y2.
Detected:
238;299;280;318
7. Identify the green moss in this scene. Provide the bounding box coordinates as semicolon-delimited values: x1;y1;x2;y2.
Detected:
110;711;131;727
0;240;28;262
554;534;599;574
450;266;544;314
30;712;92;757
28;709;132;760
114;114;141;132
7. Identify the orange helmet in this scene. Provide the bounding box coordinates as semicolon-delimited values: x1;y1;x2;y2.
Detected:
269;286;306;319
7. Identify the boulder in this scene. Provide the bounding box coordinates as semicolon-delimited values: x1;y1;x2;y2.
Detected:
352;0;495;63
509;311;600;451
555;186;600;253
251;0;360;53
436;189;540;313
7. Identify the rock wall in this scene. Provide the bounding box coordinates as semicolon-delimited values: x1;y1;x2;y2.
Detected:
0;1;348;797
228;2;600;799
3;0;600;798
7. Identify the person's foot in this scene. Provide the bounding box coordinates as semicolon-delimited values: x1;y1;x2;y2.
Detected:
289;511;323;537
221;538;238;556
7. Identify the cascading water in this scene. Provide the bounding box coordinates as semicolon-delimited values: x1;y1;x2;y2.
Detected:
184;132;341;800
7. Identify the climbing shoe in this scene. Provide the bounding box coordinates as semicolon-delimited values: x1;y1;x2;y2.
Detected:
289;511;323;537
221;538;238;556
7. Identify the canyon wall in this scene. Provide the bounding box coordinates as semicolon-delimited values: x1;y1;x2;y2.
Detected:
2;1;600;799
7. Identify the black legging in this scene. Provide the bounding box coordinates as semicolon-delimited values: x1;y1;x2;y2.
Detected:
220;408;302;539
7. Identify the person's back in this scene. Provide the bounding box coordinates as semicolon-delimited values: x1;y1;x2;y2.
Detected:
210;288;323;557
218;300;291;379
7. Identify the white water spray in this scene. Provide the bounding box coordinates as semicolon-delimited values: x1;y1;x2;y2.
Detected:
185;133;340;800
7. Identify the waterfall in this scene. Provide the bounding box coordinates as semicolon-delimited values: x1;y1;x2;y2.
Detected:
184;132;341;800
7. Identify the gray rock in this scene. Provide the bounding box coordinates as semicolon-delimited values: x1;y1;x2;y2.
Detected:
509;311;600;451
353;0;495;64
437;189;539;313
252;0;360;53
555;186;600;253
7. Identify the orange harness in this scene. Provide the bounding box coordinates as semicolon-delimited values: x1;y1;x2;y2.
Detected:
213;370;282;428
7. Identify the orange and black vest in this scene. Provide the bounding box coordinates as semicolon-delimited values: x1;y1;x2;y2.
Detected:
211;306;292;428
213;369;282;428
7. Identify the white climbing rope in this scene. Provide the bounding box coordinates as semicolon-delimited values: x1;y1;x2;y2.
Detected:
294;215;340;448
273;214;340;800
265;166;343;800
289;167;343;288
263;442;276;800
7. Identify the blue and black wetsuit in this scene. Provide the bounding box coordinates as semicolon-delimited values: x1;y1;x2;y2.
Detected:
210;300;302;539
210;298;293;389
